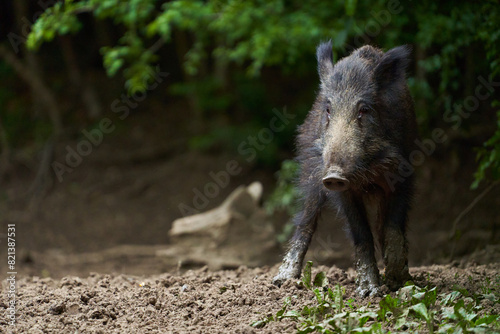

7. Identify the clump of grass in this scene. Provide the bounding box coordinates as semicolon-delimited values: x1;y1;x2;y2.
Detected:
251;262;500;333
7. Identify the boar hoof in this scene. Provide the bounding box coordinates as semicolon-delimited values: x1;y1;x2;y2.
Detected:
356;272;381;297
355;283;380;297
272;275;287;287
272;266;301;287
272;271;298;287
385;271;412;291
272;272;296;287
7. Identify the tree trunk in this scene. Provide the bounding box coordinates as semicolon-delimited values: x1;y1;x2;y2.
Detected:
0;45;63;136
414;45;427;122
0;116;10;180
464;46;475;98
12;0;46;119
9;0;63;136
59;36;102;119
173;30;204;132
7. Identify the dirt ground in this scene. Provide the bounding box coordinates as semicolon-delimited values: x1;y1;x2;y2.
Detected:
1;262;498;333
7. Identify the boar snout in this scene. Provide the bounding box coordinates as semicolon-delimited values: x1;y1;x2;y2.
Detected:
322;171;350;191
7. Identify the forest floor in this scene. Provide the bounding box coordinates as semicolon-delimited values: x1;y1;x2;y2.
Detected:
2;262;499;333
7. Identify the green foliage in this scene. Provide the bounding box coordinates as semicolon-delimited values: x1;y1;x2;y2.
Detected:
251;263;500;333
28;0;158;94
169;77;232;115
265;160;300;243
25;0;500;182
411;1;500;188
26;0;387;93
27;0;85;49
265;160;300;216
147;0;349;76
472;108;500;189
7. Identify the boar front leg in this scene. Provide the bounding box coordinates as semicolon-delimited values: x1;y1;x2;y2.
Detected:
341;192;380;296
272;196;323;287
382;191;412;290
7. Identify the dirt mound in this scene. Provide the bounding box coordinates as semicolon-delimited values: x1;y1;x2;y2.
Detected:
2;262;498;333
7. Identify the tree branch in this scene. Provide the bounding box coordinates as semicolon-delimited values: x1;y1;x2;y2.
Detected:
0;44;63;136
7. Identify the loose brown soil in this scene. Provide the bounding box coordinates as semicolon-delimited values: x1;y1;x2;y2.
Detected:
2;262;498;333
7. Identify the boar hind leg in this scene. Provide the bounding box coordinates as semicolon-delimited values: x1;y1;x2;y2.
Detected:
272;197;323;287
382;193;412;291
342;193;380;296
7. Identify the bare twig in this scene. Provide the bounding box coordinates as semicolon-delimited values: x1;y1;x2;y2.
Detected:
449;180;499;259
148;37;166;54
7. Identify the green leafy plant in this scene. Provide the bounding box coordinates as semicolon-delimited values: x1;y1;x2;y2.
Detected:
472;108;500;189
470;2;500;189
251;263;500;333
265;160;300;216
264;160;300;243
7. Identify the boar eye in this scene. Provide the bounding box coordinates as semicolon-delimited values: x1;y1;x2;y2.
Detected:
325;104;331;120
357;105;371;119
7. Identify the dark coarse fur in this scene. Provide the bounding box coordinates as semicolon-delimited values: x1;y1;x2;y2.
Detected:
273;41;418;296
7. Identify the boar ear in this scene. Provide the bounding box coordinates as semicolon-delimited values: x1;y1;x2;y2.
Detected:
374;45;412;92
317;41;333;82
